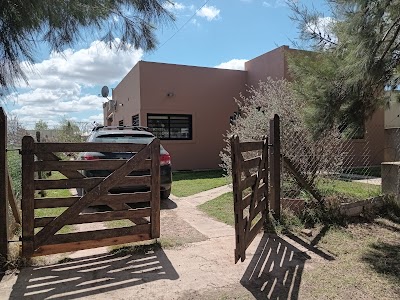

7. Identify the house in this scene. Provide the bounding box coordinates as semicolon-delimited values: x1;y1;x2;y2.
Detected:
103;46;387;170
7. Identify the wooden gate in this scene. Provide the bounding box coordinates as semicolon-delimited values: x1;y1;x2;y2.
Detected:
21;136;160;258
231;136;269;263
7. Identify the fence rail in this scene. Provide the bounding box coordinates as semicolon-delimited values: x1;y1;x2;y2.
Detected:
21;136;160;258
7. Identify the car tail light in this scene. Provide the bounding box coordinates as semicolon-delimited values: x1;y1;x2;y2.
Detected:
160;153;171;166
82;154;101;160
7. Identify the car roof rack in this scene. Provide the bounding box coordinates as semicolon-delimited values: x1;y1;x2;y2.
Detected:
92;125;151;132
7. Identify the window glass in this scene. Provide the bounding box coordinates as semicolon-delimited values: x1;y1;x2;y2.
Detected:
147;114;192;140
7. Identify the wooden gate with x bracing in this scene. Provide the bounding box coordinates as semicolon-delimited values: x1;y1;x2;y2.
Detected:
21;136;161;258
231;135;269;263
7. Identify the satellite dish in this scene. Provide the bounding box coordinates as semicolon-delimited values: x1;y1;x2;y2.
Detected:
101;86;109;98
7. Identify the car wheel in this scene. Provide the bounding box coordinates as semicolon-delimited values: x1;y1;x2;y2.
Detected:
160;189;171;200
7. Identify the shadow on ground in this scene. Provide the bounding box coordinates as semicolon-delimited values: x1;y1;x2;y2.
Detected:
9;247;179;299
241;233;335;300
161;198;177;210
362;242;400;284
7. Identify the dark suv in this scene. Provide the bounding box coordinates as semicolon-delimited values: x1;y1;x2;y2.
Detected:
78;126;172;199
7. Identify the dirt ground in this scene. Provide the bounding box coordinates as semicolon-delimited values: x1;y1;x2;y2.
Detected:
1;186;399;299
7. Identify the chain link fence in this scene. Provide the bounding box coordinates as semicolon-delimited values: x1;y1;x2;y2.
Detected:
280;115;387;221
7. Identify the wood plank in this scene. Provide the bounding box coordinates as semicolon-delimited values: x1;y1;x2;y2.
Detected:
34;175;151;191
34;197;80;208
45;224;150;245
243;183;266;208
240;170;266;191
246;217;264;249
7;170;21;224
252;198;267;219
231;135;245;263
150;139;161;239
34;208;151;227
34;142;147;154
34;177;103;190
242;156;261;171
282;155;323;203
34;141;153;248
33;234;152;257
22;136;35;258
239;141;264;152
0;107;8;259
34;159;151;172
35;152;85;179
245;139;267;244
34;192;151;208
270;114;281;219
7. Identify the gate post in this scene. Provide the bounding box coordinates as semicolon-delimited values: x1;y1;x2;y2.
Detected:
0;107;9;261
21;136;35;258
269;114;281;219
150;139;161;239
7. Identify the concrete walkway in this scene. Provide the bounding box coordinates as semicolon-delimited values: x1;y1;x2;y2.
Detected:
0;185;323;299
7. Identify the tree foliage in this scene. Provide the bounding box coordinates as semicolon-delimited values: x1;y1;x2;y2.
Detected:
220;78;343;191
7;114;27;146
34;120;49;131
55;118;83;143
0;0;174;94
288;0;400;133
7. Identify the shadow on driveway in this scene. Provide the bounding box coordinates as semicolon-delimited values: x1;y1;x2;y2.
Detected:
9;247;179;299
241;234;310;300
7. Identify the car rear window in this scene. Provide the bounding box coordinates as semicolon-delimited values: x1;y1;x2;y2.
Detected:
94;134;154;144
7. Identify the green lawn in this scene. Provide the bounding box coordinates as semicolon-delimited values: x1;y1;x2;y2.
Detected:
198;192;234;226
198;179;381;227
318;179;381;199
172;169;230;197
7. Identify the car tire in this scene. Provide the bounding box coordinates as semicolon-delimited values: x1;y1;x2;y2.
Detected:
160;189;171;200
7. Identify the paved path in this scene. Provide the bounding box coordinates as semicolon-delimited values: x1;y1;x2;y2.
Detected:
0;185;323;299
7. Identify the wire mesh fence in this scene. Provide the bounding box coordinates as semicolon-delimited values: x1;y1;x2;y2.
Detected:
279;114;388;217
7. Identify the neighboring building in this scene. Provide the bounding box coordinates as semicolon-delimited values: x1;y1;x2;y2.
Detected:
104;46;386;170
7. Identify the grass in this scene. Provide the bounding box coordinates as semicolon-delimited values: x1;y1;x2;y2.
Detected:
318;179;381;200
299;221;400;299
172;169;230;197
198;179;382;229
198;192;235;226
343;166;381;178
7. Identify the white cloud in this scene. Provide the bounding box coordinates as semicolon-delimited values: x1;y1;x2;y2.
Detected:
191;19;200;27
20;40;143;89
215;59;248;70
163;1;186;12
196;5;220;21
263;0;287;8
9;40;143;127
306;17;337;44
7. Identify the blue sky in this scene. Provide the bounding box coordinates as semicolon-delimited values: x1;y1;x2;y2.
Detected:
2;0;327;129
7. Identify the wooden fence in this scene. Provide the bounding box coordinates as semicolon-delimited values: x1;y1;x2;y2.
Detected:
21;136;161;258
0;107;22;261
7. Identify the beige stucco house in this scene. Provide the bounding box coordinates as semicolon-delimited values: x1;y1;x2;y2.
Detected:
103;46;386;170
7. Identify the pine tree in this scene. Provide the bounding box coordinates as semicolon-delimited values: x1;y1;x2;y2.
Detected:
0;0;174;95
288;0;400;134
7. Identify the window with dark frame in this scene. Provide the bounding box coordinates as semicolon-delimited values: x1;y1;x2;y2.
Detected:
147;114;192;140
132;114;139;126
118;120;124;126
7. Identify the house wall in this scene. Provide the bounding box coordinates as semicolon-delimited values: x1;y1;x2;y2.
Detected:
245;45;289;87
345;109;385;166
104;63;142;126
138;61;247;170
105;45;388;170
